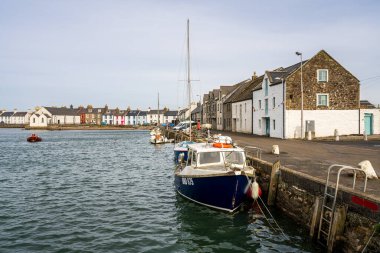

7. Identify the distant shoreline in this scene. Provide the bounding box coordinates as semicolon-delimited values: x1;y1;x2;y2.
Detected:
0;125;154;131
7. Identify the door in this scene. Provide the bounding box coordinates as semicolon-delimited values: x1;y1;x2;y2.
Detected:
265;118;270;136
364;113;373;135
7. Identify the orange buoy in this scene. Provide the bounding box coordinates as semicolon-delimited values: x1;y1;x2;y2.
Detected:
212;143;233;148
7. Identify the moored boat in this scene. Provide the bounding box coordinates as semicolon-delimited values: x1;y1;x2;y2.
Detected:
174;142;256;212
27;134;42;142
173;141;195;163
150;128;173;144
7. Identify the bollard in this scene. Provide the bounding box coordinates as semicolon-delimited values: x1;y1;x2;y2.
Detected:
307;131;312;140
334;129;339;141
364;130;368;141
272;145;279;155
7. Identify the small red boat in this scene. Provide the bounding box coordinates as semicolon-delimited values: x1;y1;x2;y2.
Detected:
27;134;42;142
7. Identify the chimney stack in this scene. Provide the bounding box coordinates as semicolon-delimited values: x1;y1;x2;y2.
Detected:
252;71;257;80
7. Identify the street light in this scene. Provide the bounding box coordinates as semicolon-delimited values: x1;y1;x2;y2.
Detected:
295;51;304;139
275;76;286;139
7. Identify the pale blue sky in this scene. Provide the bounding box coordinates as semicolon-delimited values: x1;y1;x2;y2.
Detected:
1;0;379;111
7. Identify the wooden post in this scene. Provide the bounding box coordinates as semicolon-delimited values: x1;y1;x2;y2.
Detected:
310;196;323;239
327;205;347;253
267;160;281;206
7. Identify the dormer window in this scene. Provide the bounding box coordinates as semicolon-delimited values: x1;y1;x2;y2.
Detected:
317;69;328;82
264;78;269;96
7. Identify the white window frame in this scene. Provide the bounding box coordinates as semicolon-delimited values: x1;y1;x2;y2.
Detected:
273;97;276;108
259;119;261;129
317;69;328;82
317;93;329;106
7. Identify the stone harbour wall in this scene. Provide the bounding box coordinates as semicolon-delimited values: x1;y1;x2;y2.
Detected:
247;156;380;253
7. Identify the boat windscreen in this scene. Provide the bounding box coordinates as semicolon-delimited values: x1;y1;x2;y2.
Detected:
222;151;245;165
199;152;221;165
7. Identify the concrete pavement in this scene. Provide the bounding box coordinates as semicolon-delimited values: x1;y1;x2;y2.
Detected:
214;131;380;200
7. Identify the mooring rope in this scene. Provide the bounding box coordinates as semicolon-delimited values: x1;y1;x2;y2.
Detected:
257;196;289;241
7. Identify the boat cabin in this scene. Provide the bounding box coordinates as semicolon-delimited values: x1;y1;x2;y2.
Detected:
185;143;246;170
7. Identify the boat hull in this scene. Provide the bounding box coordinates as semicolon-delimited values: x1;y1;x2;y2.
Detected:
174;172;250;212
27;137;42;142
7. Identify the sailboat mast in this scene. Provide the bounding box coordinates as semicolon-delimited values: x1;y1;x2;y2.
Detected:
187;19;192;141
157;92;160;125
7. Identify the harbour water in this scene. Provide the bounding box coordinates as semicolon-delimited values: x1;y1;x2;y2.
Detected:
0;129;320;252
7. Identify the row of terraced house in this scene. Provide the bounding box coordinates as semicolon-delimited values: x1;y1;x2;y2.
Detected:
197;50;380;138
0;105;178;128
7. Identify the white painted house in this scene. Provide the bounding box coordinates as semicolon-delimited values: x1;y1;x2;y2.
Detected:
0;111;15;124
229;76;263;134
30;112;50;127
10;112;31;124
136;111;147;125
30;106;80;127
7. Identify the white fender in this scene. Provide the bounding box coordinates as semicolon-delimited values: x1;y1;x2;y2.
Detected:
251;181;260;200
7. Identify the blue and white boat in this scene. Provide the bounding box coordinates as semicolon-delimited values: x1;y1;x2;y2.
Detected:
173;141;195;163
174;142;255;212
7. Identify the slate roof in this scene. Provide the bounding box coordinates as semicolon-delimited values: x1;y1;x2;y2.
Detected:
164;110;178;117
148;109;165;115
138;111;147;116
191;104;202;114
127;110;140;116
360;100;376;109
78;107;104;114
178;108;189;115
12;112;28;117
234;75;265;103
1;112;15;117
223;79;251;104
44;107;79;116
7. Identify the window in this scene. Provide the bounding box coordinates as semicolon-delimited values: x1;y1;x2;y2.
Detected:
41;117;44;123
199;152;220;165
244;103;246;113
259;100;262;109
259;119;261;128
265;99;268;115
317;94;329;106
273;119;276;130
264;78;269;96
317;69;328;82
33;118;36;123
273;97;276;108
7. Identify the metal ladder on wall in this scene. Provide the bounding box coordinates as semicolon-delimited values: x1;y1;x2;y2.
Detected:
317;164;368;246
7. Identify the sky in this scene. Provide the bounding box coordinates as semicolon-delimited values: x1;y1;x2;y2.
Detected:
1;0;380;111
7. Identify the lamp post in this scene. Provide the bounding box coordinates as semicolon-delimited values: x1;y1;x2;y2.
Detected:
296;51;304;139
275;76;286;139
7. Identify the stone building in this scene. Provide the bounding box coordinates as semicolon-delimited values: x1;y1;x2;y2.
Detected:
253;50;366;138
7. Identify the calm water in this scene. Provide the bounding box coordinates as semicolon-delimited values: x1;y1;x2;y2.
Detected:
0;129;320;253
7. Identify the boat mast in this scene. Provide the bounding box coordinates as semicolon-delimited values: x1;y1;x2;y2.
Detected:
157;92;160;125
187;19;192;142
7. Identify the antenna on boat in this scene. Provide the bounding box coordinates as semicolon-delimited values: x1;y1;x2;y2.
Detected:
187;19;192;142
